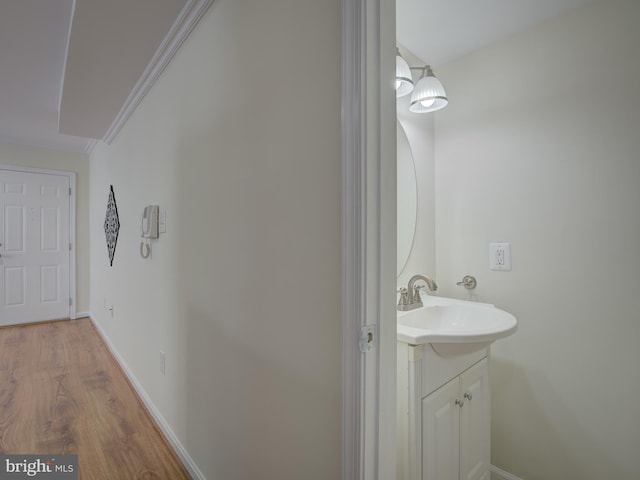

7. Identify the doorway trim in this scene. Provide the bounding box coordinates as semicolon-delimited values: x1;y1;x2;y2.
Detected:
0;164;77;320
342;0;396;478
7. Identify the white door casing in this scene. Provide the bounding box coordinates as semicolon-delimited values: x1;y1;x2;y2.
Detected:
342;0;396;478
0;166;76;325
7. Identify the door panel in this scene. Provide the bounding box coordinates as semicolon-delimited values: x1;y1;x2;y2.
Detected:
4;183;24;195
40;265;60;302
41;207;60;251
423;377;460;480
460;359;490;480
5;266;26;306
0;169;70;325
5;205;25;252
40;185;59;198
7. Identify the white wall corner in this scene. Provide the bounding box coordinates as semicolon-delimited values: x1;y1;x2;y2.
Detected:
88;313;205;480
491;464;524;480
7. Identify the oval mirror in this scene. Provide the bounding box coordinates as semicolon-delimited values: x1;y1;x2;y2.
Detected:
397;120;417;276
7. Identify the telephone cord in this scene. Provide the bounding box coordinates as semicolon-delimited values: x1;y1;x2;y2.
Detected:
140;238;151;259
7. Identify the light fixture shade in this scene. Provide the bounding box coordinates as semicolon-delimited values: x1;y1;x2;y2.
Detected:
395;49;414;97
409;66;448;113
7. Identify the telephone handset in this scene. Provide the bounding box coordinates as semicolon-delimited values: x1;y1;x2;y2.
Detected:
141;205;159;239
140;205;159;259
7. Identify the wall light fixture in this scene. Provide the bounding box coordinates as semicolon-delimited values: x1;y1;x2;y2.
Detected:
396;49;448;113
395;48;414;97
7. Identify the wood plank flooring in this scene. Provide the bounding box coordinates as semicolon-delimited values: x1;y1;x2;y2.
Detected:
0;318;191;479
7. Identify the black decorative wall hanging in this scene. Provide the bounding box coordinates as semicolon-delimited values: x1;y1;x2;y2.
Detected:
104;185;120;266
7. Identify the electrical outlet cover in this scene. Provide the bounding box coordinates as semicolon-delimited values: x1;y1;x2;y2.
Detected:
490;242;512;271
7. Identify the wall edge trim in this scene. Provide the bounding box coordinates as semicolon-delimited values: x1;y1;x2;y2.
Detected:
491;464;524;480
88;313;205;480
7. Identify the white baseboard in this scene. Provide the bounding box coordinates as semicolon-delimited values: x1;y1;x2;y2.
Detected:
88;313;205;480
75;311;90;319
491;464;524;480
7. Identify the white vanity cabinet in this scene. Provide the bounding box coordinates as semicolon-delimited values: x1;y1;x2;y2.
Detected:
423;358;490;480
397;342;490;480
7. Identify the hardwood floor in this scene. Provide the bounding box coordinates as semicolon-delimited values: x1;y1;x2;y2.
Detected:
0;318;191;479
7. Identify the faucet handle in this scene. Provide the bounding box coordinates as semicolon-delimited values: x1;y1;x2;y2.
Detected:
456;275;477;289
397;287;409;307
413;284;425;301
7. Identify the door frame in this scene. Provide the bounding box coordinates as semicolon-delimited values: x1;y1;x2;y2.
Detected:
342;0;396;478
0;164;77;320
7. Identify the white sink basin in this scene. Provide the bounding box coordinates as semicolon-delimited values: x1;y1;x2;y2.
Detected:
397;295;517;356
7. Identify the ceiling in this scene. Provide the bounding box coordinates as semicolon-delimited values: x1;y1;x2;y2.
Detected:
0;0;186;154
0;1;81;152
397;0;596;67
59;0;186;140
0;0;596;155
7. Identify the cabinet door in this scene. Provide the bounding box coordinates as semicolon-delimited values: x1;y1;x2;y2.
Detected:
459;359;490;480
422;377;460;480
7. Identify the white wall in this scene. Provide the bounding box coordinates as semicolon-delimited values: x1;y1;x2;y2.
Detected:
434;1;640;478
89;1;342;478
397;46;436;285
0;143;90;313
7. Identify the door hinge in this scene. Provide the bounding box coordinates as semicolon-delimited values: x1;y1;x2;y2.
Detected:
69;243;72;251
359;325;376;353
69;298;73;306
69;187;72;196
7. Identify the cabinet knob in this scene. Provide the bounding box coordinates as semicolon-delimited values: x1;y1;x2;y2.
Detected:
464;392;473;401
455;399;464;407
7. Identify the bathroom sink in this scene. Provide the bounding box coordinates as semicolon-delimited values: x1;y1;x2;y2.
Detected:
397;296;517;356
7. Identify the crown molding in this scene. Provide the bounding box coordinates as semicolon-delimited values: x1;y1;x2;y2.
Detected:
83;138;98;155
102;0;215;145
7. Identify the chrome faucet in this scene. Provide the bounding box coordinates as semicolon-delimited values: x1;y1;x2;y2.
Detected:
397;274;438;311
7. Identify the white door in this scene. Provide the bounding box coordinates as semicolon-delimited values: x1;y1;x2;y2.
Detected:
423;377;461;480
460;359;490;480
0;169;70;325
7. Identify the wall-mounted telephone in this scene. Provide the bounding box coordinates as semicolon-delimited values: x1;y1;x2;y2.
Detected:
140;205;159;259
141;205;159;239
